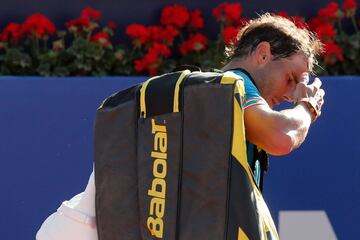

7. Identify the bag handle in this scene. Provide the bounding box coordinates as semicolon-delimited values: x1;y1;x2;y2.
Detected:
139;70;191;118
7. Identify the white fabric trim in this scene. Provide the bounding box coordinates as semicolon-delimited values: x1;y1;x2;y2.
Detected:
36;171;97;240
57;198;96;228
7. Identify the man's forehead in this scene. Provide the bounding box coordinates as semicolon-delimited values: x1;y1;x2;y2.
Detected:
284;53;309;78
285;53;308;66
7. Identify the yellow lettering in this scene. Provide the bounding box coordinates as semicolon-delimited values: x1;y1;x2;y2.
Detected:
148;118;167;238
147;217;163;238
151;151;167;160
148;178;166;199
154;132;167;152
149;197;165;218
151;119;166;133
153;158;167;178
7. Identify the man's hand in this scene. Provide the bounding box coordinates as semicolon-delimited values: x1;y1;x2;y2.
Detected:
293;73;325;121
244;73;326;155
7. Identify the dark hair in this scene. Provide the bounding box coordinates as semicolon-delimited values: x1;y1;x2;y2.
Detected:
226;13;322;72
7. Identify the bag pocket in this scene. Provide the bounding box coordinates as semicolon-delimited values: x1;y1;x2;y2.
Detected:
137;112;182;240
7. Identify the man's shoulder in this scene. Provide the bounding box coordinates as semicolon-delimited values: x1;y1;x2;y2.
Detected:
228;69;267;109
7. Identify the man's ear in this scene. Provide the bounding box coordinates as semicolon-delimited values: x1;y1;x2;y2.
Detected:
255;41;271;65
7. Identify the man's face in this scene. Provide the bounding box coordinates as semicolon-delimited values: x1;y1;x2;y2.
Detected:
257;53;309;109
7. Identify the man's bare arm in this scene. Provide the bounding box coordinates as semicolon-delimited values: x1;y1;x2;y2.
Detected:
244;77;325;156
244;103;312;155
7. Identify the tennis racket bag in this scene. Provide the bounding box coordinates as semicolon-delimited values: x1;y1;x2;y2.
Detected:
94;69;279;240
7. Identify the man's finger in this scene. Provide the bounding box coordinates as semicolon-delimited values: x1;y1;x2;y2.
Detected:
318;89;325;97
311;77;322;90
299;72;309;84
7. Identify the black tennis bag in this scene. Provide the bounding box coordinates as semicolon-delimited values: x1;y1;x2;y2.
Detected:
94;69;279;240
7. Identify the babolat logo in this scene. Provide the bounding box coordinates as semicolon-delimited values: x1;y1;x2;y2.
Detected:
147;119;167;238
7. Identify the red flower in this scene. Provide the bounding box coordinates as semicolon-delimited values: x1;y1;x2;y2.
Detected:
134;59;148;73
65;7;101;33
0;22;24;42
107;21;116;30
342;0;357;17
91;31;110;47
315;23;336;40
323;40;344;64
343;0;357;11
308;16;326;31
160;5;190;28
288;16;306;29
81;7;101;21
292;16;307;29
147;25;179;45
150;42;171;58
22;13;56;39
222;26;239;45
145;49;159;64
238;17;249;26
213;3;243;25
179;33;208;55
148;26;163;42
147;67;158;76
161;25;179;45
318;2;340;22
179;41;191;56
277;12;307;29
188;9;204;30
65;16;91;30
126;24;151;45
134;42;171;76
277;11;290;18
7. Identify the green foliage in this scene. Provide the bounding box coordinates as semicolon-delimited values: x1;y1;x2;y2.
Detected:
0;48;33;75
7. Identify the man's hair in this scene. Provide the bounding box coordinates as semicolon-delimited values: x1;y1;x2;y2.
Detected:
226;13;323;72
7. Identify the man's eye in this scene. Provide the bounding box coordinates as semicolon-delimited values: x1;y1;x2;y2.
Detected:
288;77;296;85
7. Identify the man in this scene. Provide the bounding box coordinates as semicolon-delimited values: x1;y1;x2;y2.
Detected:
222;13;324;188
37;13;324;239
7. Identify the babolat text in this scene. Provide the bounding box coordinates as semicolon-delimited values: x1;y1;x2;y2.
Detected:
147;119;168;238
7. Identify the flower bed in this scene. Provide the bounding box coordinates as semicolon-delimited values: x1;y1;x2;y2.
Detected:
0;1;359;76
